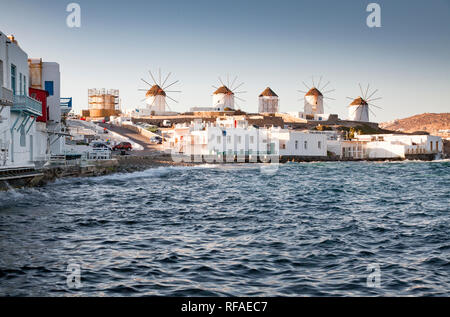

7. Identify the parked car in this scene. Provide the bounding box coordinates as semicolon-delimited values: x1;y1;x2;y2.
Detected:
162;120;171;127
112;142;132;151
91;142;112;151
150;136;162;144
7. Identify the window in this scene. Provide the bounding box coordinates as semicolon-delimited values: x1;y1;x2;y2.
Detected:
227;136;231;143
250;136;254;144
11;64;16;95
23;75;26;96
237;136;242;144
295;140;298;150
318;141;322;149
45;81;54;96
304;141;308;149
19;73;22;95
217;136;221;144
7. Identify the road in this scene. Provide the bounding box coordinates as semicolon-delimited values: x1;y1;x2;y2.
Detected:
99;123;163;155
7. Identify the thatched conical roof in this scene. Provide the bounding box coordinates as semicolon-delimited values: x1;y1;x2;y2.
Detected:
305;87;323;97
146;85;166;97
259;87;278;97
349;97;368;106
213;85;234;95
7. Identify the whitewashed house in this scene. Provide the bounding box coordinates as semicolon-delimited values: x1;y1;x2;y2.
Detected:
0;32;43;169
29;58;64;155
167;117;328;160
341;134;443;159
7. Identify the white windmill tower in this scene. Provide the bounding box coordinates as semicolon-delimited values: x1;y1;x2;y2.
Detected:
347;84;382;122
138;69;180;114
212;75;246;111
298;76;335;115
258;87;279;113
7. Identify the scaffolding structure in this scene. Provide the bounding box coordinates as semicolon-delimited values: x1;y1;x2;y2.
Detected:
87;88;119;118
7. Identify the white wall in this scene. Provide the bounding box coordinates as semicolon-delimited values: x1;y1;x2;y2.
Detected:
213;93;234;110
42;62;63;154
304;95;324;115
259;96;279;113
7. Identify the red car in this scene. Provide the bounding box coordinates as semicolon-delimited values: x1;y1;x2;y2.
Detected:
112;142;132;151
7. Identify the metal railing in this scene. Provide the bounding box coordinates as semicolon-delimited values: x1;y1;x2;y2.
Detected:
0;87;14;106
12;95;43;116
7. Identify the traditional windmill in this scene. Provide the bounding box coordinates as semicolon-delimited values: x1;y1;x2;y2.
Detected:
298;76;335;115
258;87;279;113
347;84;382;122
212;75;246;111
138;68;180;113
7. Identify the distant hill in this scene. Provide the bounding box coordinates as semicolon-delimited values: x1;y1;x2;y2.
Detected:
380;113;450;135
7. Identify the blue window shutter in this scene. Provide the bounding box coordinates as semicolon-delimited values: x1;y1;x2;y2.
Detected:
45;81;54;96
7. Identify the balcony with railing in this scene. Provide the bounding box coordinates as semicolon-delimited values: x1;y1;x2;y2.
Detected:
12;95;43;117
0;87;14;107
60;97;73;114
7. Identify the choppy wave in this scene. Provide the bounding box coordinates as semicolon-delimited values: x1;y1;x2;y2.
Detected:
0;161;449;296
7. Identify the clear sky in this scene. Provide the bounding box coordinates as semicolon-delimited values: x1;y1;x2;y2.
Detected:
1;0;449;122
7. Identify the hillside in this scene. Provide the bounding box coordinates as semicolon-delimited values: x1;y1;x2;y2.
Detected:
380;113;450;135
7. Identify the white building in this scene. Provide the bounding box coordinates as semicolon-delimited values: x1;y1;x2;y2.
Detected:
0;32;43;169
29;58;64;155
340;134;443;159
166;117;327;159
213;86;235;111
258;87;279;113
348;97;369;122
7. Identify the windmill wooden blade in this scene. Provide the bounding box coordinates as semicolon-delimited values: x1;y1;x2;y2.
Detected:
158;68;162;86
165;100;172;112
366;89;378;100
317;76;323;90
165;90;182;93
323;96;336;100
297;90;307;94
138;89;148;91
320;81;330;91
164;80;179;90
346;96;355;100
161;72;172;87
233;91;247;94
218;76;225;87
235;96;246;102
141;78;153;87
212;85;219;89
365;84;370;100
367;97;382;102
302;81;310;90
311;76;315;87
368;107;377;117
232;82;245;92
368;103;383;109
359;83;364;97
166;95;179;104
230;76;238;90
149;70;158;85
323;89;335;94
352;105;361;117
